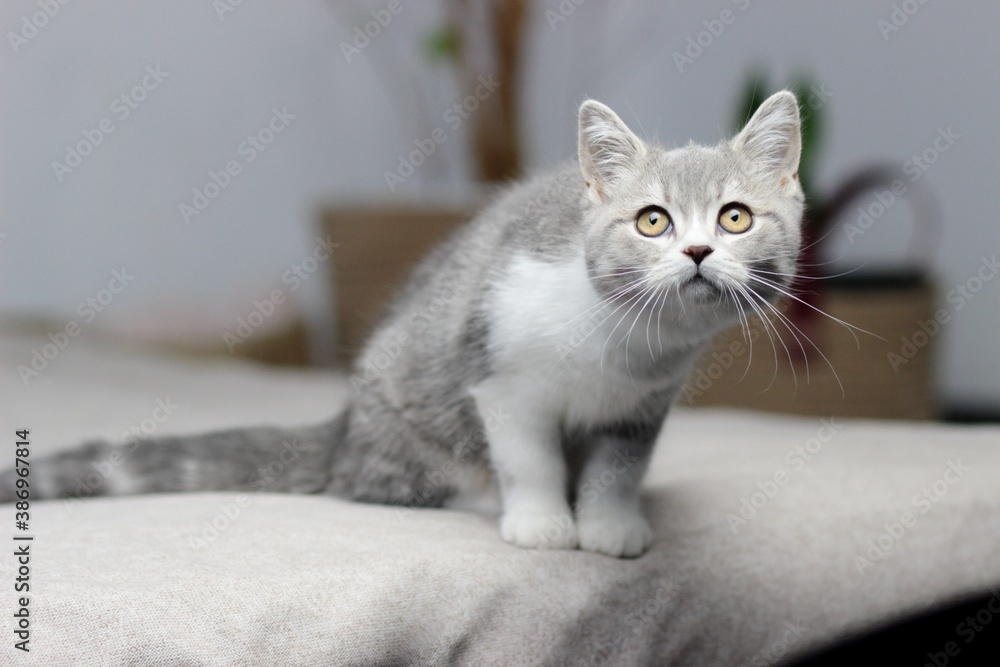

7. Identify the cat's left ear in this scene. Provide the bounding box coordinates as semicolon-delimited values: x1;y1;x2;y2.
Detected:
578;100;646;203
733;90;801;190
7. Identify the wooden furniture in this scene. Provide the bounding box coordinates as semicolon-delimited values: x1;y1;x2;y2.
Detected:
322;206;475;366
320;205;937;419
682;279;938;420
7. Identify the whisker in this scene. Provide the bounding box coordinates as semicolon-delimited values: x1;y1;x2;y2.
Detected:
726;285;754;384
728;286;751;345
586;268;650;280
750;251;853;270
543;279;654;379
748;274;883;345
744;284;848;398
744;286;810;387
603;284;656;377
747;273;823;299
560;276;649;328
642;288;665;362
749;263;870;282
655;287;669;357
734;283;783;392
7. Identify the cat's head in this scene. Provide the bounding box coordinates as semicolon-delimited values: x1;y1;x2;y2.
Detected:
578;92;804;326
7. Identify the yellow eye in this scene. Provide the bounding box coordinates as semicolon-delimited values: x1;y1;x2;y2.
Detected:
718;204;753;234
636;207;672;237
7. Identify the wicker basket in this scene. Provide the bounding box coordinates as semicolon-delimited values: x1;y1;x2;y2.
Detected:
323;206;474;366
683;277;937;419
322;206;937;420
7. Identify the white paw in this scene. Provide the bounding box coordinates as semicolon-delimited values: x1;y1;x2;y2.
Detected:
577;512;652;558
500;509;578;550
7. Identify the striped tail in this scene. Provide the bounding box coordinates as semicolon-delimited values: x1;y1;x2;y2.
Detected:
0;414;347;504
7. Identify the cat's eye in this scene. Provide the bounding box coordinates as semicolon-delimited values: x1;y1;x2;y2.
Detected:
718;203;753;234
635;207;672;237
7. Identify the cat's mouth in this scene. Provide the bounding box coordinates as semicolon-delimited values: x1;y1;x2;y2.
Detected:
681;273;722;300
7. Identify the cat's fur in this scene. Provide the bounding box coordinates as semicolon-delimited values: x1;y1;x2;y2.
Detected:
1;92;803;557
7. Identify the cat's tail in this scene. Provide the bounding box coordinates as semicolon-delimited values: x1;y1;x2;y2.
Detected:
0;412;348;504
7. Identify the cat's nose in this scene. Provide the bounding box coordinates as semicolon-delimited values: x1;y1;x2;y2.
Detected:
683;245;714;266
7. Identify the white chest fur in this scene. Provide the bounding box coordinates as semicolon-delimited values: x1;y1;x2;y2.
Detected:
480;252;697;429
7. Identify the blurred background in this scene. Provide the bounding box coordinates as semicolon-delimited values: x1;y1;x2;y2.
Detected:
2;0;998;420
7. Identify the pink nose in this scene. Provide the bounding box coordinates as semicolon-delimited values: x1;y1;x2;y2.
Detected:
683;245;714;266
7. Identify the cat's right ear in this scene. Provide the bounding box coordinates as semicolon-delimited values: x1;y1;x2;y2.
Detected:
733;90;801;191
578;100;645;204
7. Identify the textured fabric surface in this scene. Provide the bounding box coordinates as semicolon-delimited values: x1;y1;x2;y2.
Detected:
2;333;999;666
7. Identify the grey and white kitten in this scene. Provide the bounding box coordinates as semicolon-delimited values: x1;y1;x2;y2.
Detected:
3;92;803;557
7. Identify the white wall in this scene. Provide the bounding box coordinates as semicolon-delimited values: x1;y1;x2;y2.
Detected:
2;1;998;410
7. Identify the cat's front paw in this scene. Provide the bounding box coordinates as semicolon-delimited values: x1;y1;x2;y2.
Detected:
577;512;652;558
500;509;578;551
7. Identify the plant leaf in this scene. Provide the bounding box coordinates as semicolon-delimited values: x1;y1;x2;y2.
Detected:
423;27;460;64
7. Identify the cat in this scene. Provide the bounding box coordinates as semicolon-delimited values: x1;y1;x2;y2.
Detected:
1;91;803;558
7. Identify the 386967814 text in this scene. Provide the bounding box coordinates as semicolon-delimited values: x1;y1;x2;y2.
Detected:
12;429;32;653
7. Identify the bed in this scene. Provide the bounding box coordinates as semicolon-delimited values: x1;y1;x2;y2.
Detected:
2;331;999;666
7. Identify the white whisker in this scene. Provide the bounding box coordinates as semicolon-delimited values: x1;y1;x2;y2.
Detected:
543;278;654;379
747;274;882;345
604;284;656;379
725;285;754;384
744;283;848;398
734;283;784;392
743;286;809;388
655;288;669;357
